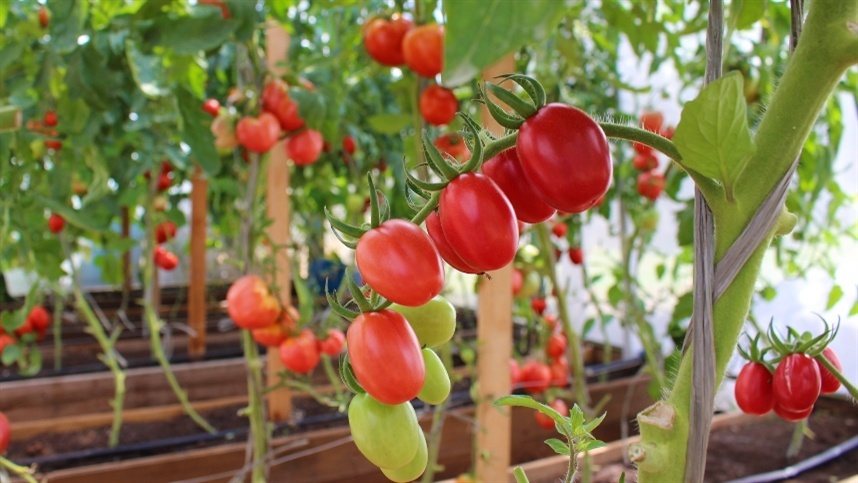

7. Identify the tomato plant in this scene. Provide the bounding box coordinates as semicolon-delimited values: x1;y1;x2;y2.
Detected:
236;113;281;154
639;110;664;133
535;398;568;429
225;275;281;330
261;79;305;132
37;6;48;28
425;211;480;274
546;333;566;360
348;393;421;470
773;403;814;422
390;295;457;348
633;153;658;171
568;247;584;265
531;297;547;315
520;360;551;394
402;24;444;78
285;129;323;166
201;99;220;117
342;135;357;155
44;110;57;127
772;353;821;412
419;85;458;126
363;15;413;67
481;148;556;223
251;323;288;348
734;362;774;415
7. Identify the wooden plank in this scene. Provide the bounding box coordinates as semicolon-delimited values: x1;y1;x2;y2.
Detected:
188;166;208;358
474;53;517;483
264;20;293;423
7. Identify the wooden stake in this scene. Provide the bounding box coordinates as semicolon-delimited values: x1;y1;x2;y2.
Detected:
188;166;208;358
264;21;293;422
474;54;516;482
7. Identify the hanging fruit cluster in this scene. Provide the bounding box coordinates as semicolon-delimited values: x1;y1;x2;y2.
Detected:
631;110;674;202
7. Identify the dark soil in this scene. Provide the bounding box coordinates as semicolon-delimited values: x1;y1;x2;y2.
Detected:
590;397;858;483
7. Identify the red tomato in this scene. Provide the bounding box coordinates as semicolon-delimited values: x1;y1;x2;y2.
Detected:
640;111;664;133
363;15;413;66
201;99;220;117
157;172;172;192
38;7;49;28
773;353;821;412
433;133;470;163
347;310;425;404
154;221;177;244
531;297;547;316
516;104;612;214
153;246;179;271
44;139;62;151
236;113;281;154
520;360;551;394
0;411;9;455
356;219;444;307
633;141;653;156
402;24;443;78
342;135;357;155
551;223;567;238
660;126;676;140
773;403;813;422
633;153;658;171
535;399;568;430
226;275;281;330
251;323;288;348
636;172;665;201
27;306;51;333
419;85;457;126
546;333;567;360
44;111;58;127
262;79;305;132
425;211;480;274
511;268;523;295
549;357;569;387
481;148;556;224
438;173;518;272
285;129;323;166
734;362;774;415
279;330;320;373
816;347;842;394
319;328;346;356
568;247;584;265
48;213;65;233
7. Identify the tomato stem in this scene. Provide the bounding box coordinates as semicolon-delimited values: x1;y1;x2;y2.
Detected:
481;131;517;161
0;456;37;483
599;122;681;161
816;355;858;399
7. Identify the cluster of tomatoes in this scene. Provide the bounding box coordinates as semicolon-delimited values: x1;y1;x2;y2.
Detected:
0;306;51;357
632;111;674;201
225;275;345;374
735;339;842;422
153;220;179;271
26;110;62;151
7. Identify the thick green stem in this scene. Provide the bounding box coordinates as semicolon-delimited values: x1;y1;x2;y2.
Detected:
635;2;858;482
242;330;269;483
513;466;530;483
786;419;807;459
817;356;858;399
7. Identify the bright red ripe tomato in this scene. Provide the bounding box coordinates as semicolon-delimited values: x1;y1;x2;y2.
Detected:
551;222;567;238
363;15;413;67
279;330;321;374
640;111;664;133
38;7;49;28
27;306;51;333
319;328;346;356
433;133;470;163
568;247;584;265
251;323;288;348
816;347;842;394
517;104;612;214
157;172;172;192
773;403;813;422
0;411;9;455
549;357;569;387
285;129;323;166
402;24;443;78
438;173;518;273
236;113;281;154
262;79;305;132
636;172;665;201
153;246;179;271
226;275;281;330
481;148;556;224
734;362;774;415
201;99;220;117
44;139;62;151
355;219;444;307
633;153;658;171
633;141;653;156
154;221;177;244
347;309;426;404
44;111;58;127
535;399;568;430
531;297;547;316
419;85;457;126
342;135;357;155
521;360;551;394
425;211;480;274
773;353;821;412
48;213;65;233
546;333;567;360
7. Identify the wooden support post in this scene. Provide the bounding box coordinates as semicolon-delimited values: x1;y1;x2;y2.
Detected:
474;54;516;482
264;21;293;422
188;166;208;358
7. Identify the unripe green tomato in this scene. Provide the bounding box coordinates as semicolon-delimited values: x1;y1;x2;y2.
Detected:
418;348;451;405
30;140;45;159
639;209;660;232
348;393;420;469
517;243;541;265
390;295;456;348
381;427;428;482
346;194;365;214
515;270;540;300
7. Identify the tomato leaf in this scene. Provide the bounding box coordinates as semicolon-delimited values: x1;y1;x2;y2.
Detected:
367;114;411;134
1;343;21;366
673;72;755;202
176;87;220;176
31;194;112;232
730;0;768;30
442;0;567;86
149;17;239;54
544;438;570;456
494;395;567;428
126;41;171;98
826;284;843;310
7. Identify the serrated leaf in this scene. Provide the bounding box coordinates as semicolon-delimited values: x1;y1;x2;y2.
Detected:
367;114;411;134
442;0;567;86
673;72;755;201
826;285;843;310
126;41;170;97
544;438;570;456
176;87;220;175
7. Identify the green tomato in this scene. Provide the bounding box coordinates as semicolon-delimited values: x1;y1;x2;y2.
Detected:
639;209;660;232
381;427;428;482
418;348;451;405
516;243;541;265
346;193;365;214
515;270;541;300
348;393;420;469
390;295;456;348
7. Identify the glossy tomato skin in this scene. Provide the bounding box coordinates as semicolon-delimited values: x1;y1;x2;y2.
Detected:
363;15;413;67
546;333;566;360
481;148;556;223
521;360;551;394
517;104;612;214
44;111;58;127
155;221;177;244
236;113;281;153
734;362;774;415
285;129;323;166
262;79;305;131
439;173;518;273
319;328;346;356
381;428;428;482
347;310;426;405
633;153;658;171
48;213;65;233
419;85;457;126
279;329;321;374
153;246;179;271
425;212;480;274
434;133;470;162
201;99;220;117
342;135;357;155
251;323;288;347
389;295;457;348
816;347;842;394
531;297;547;315
348;393;421;469
637;172;665;201
28;307;51;333
773;403;813;422
568;247;584;265
0;411;9;455
226;275;281;330
356;219;444;307
550;356;569;387
535;399;568;430
402;24;443;78
417;348;451;405
773;353;821;412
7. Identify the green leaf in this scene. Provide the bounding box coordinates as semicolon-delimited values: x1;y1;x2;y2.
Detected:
826;285;843;310
673;72;755;201
0;1;7;28
65;45;112;110
1;342;21;366
50;0;86;53
442;0;567;86
151;17;239;54
495;395;567;428
224;0;258;41
0;42;25;73
367;114;411;134
126;40;171;97
176;87;220;175
578;440;607;452
730;0;768;30
544;438;570;456
849;299;858;317
31;195;112;232
671;291;694;326
291;88;326;130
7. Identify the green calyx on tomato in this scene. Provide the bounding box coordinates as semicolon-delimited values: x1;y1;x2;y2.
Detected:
417;348;451;405
389;295;456;348
348;393;421;469
482;74;547;130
